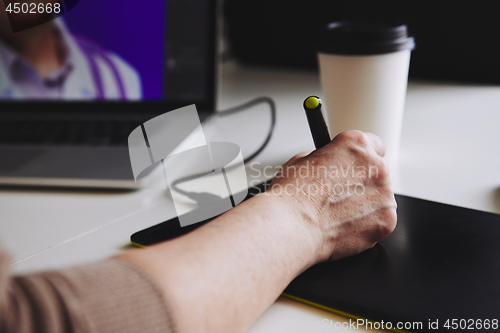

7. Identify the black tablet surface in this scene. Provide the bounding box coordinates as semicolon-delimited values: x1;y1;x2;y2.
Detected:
284;194;500;332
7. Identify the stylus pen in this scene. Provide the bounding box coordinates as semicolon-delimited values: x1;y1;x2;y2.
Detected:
303;96;331;149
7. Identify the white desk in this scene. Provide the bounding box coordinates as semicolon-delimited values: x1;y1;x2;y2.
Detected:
1;61;499;333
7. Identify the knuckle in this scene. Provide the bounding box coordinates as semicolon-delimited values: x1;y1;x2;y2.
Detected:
336;130;368;147
347;145;370;160
368;156;390;182
286;151;311;166
377;183;395;201
378;207;397;237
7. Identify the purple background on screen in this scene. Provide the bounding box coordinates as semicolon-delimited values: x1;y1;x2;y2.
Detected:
62;0;166;99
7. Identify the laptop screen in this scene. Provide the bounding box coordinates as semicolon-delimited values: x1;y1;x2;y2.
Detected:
0;0;216;109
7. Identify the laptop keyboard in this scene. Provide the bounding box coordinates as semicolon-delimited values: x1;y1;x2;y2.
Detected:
0;120;140;146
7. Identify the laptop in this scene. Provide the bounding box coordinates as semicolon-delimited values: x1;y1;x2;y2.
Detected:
0;0;218;189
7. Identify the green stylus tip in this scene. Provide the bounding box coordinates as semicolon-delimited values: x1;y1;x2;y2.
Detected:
305;96;321;109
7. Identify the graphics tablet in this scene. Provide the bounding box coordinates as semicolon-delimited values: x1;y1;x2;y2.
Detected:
131;181;500;332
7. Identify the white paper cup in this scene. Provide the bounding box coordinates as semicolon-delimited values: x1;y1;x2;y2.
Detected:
317;22;414;164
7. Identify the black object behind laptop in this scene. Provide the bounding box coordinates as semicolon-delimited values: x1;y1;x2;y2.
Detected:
132;180;500;332
0;0;218;188
225;0;500;84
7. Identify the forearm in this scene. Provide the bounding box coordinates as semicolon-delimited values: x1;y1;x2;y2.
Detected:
121;131;397;332
120;191;321;333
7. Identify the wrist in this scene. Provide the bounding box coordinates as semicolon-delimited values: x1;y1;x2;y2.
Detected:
259;188;327;267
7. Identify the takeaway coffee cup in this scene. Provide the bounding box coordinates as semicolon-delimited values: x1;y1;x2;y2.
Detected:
317;21;415;164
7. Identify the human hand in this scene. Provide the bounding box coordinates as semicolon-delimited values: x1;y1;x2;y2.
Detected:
267;130;397;263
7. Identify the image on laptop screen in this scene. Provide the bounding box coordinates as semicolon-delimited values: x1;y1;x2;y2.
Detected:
0;0;214;104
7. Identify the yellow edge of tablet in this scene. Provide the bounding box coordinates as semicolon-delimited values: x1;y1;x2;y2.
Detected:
281;293;409;333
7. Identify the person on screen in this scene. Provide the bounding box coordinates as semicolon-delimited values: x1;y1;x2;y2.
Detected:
0;131;397;333
0;5;141;100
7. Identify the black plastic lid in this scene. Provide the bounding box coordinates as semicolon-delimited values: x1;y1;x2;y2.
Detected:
316;21;415;55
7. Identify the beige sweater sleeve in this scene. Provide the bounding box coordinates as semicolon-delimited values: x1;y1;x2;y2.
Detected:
0;250;174;333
